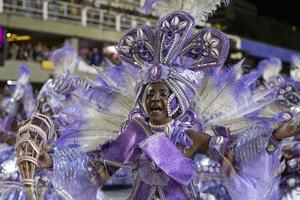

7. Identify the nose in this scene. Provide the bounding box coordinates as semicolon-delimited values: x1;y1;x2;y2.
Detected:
152;91;160;101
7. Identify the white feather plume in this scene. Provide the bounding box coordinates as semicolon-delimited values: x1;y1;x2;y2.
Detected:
193;60;279;136
290;54;300;81
141;0;230;25
57;66;137;152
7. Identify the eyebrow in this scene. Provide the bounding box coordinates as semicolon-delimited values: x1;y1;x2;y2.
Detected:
160;88;169;92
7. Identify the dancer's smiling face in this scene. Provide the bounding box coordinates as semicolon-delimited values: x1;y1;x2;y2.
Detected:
144;82;173;125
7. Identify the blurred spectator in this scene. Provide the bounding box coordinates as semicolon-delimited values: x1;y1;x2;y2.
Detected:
6;42;106;66
7;42;56;63
79;46;104;66
33;43;43;62
89;47;103;66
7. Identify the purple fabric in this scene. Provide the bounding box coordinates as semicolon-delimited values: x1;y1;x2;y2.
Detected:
139;133;194;185
212;125;230;137
170;122;193;147
1;115;14;132
163;180;189;200
207;135;232;162
133;180;152;200
100;119;195;198
181;109;204;132
292;144;300;156
101;120;146;165
138;154;170;186
224;149;281;200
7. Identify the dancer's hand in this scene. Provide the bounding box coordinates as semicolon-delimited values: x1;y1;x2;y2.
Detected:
183;130;210;159
37;145;53;169
89;158;110;186
184;130;237;179
282;143;300;172
222;151;236;179
274;120;300;140
282;145;294;159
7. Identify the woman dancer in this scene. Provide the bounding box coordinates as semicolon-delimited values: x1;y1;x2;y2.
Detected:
18;1;300;200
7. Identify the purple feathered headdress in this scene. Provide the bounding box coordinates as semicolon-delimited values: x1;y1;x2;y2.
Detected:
117;10;229;117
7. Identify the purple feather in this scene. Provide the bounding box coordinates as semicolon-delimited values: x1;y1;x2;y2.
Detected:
257;57;281;72
233;69;262;103
19;64;30;75
55;104;87;148
84;86;119;110
50;44;78;71
107;65;130;87
140;0;156;14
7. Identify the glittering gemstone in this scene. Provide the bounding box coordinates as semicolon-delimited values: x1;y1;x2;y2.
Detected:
267;144;275;152
170;96;178;110
167;31;174;38
165;40;171;46
194;48;202;53
150;66;159;80
162;49;168;56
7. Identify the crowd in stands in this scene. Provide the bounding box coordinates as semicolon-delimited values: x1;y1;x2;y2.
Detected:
79;46;104;66
60;0;150;18
79;46;121;66
6;42;108;66
7;42;56;62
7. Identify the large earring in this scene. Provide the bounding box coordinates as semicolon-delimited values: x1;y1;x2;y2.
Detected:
167;93;180;117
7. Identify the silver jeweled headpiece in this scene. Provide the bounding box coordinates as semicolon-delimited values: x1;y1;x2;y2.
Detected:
117;11;229;117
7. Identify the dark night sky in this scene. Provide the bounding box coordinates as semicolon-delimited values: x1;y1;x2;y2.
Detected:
245;0;299;26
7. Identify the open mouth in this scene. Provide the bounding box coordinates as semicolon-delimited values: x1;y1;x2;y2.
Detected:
150;106;163;113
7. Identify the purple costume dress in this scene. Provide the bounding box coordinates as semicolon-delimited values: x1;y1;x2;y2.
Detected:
17;1;298;200
44;7;291;200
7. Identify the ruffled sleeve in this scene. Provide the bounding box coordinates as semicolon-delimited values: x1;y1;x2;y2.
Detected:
47;148;98;200
100;119;147;169
223;124;282;200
